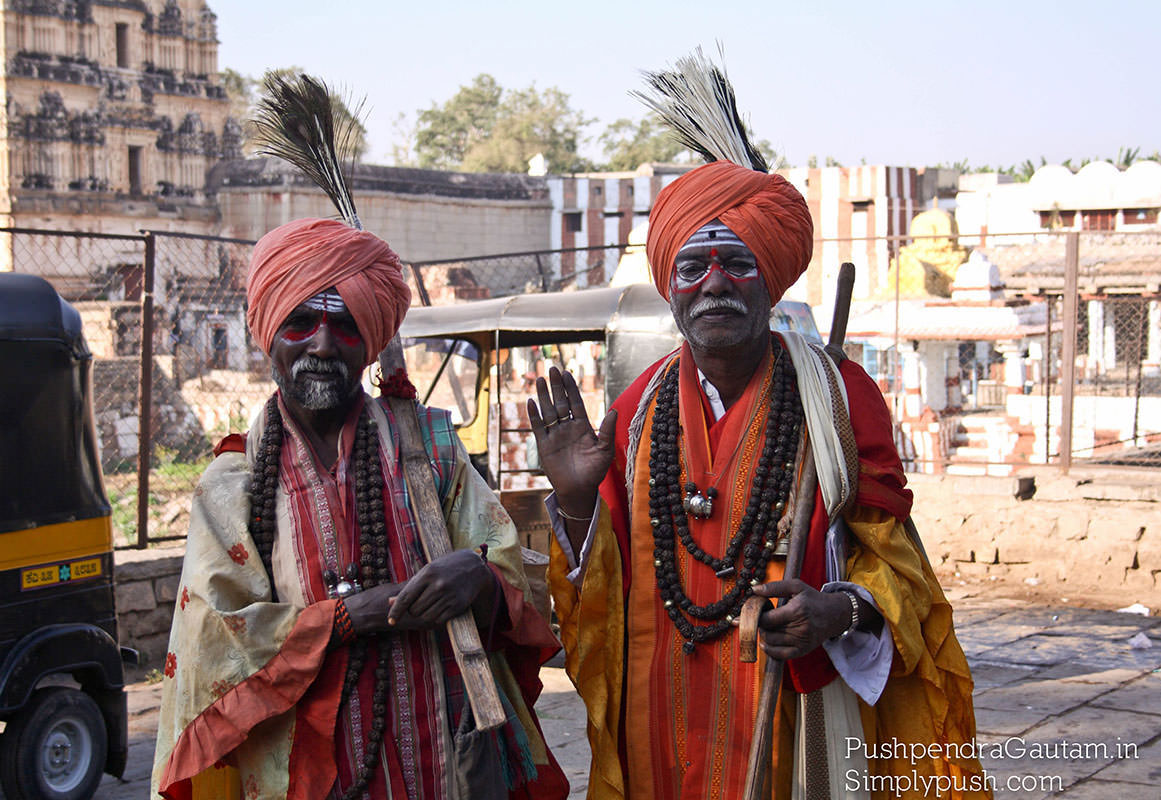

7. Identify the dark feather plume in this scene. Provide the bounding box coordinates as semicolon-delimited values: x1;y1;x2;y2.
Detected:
250;72;363;229
632;46;768;172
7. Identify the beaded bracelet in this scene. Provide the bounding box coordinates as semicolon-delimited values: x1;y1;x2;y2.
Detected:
330;597;356;648
836;590;860;640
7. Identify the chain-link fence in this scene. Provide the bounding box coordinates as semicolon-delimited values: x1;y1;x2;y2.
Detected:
2;228;149;544
2;227;261;547
143;231;265;544
845;228;1161;474
4;231;633;547
7;223;1156;547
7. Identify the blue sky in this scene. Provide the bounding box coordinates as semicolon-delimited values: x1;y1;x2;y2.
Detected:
216;0;1159;170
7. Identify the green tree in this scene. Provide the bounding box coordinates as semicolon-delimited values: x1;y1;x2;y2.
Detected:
756;140;784;171
222;66;369;162
597;115;685;171
413;75;593;173
414;74;503;169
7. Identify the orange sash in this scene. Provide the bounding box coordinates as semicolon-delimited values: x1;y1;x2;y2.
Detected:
623;342;790;800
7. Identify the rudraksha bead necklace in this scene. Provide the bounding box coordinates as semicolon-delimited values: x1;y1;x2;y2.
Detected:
249;396;394;799
648;338;803;653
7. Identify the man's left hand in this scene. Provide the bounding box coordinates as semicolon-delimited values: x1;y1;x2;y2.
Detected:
750;579;852;660
387;549;492;630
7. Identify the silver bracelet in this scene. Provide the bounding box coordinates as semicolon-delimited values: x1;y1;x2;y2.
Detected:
836;590;860;640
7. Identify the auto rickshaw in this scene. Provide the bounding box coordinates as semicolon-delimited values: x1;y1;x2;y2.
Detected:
398;283;821;555
0;274;132;800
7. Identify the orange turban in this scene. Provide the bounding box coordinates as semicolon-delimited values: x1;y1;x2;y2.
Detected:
647;160;814;304
246;218;410;365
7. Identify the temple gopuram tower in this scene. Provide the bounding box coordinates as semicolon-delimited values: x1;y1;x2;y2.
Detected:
0;0;239;236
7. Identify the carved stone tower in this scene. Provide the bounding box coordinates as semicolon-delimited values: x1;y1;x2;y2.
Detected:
0;0;239;233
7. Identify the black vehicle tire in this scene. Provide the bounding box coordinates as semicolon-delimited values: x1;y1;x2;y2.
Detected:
0;687;107;800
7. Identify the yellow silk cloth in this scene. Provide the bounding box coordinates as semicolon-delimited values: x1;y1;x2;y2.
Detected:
549;388;989;800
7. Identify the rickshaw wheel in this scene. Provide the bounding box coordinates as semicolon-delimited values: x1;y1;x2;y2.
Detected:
0;687;106;800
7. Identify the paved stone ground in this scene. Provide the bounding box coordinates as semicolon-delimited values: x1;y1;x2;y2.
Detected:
21;593;1154;800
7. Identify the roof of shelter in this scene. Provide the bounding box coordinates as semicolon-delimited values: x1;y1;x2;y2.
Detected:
980;233;1161;294
846;297;1049;342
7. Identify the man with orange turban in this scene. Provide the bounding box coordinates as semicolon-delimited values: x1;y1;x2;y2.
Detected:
153;218;568;800
531;160;989;799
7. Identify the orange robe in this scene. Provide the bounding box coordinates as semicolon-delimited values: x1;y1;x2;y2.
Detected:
549;342;989;799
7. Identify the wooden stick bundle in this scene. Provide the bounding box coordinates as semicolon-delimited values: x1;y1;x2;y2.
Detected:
739;262;857;798
381;338;507;731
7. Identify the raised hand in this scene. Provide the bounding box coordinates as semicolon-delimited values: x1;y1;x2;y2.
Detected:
527;367;617;520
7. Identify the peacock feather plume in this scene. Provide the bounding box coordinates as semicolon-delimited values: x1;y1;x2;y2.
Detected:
631;45;768;173
250;72;364;229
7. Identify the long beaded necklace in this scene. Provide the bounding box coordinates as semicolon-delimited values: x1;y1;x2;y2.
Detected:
250;396;394;799
648;338;803;653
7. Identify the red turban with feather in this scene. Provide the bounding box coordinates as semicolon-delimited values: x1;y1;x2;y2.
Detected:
246;218;410;365
646;160;814;304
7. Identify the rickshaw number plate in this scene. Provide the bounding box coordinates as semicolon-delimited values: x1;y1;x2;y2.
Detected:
20;557;102;590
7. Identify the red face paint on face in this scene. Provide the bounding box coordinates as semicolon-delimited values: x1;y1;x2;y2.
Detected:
672;242;761;293
672;261;762;293
277;309;363;347
278;319;319;343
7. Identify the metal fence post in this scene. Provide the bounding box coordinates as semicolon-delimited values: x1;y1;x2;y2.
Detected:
410;262;432;307
534;253;551;293
136;232;155;548
1059;232;1080;474
1044;296;1053;463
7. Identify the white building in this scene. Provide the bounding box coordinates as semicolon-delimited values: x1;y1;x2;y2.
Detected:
956;161;1161;238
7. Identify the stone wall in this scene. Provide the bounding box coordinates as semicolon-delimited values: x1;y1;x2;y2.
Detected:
213;159;552;263
910;468;1161;609
92;356;209;469
109;469;1161;666
113;547;185;669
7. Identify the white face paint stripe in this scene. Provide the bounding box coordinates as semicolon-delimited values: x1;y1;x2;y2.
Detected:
677;220;746;255
302;289;346;313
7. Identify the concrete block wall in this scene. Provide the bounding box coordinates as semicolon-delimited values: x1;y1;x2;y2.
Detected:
107;471;1160;665
113;548;185;669
909;469;1161;610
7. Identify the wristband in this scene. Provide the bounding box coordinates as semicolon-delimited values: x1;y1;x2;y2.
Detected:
836;590;860;640
331;598;356;648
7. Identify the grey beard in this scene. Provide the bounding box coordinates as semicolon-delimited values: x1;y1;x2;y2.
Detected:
272;355;354;410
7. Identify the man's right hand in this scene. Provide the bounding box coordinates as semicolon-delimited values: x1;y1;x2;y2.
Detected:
343;582;404;636
527;367;617;521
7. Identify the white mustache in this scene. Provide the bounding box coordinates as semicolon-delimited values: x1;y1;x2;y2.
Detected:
690;297;747;318
292;355;348;381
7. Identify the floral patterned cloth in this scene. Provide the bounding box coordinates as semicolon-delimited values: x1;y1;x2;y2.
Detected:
152;394;565;800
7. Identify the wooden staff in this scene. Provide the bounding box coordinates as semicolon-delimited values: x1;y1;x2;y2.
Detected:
380;337;507;731
738;261;856;799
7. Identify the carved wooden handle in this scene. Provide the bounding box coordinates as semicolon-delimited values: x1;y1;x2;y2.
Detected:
738;596;766;663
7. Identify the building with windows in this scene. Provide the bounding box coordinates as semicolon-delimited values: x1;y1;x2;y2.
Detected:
550;163;957;302
955;161;1161;238
0;0;239;243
